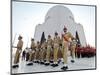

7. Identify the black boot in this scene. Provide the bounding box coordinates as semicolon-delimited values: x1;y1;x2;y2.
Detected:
71;60;75;63
45;63;50;66
12;64;19;68
40;61;44;64
37;61;40;64
61;66;68;71
26;62;33;66
58;60;61;64
34;61;37;63
51;64;58;67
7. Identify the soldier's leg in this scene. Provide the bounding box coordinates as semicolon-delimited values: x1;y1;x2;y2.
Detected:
61;46;68;70
51;47;58;67
40;50;45;64
36;50;40;63
71;46;75;63
50;49;53;63
13;50;20;68
29;52;32;61
57;47;62;64
26;51;33;66
45;47;50;65
34;51;37;63
43;49;46;62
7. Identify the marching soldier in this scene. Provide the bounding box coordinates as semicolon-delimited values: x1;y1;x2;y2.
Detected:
51;32;60;67
45;35;53;66
40;39;47;64
12;35;23;68
27;38;35;65
70;38;77;63
34;41;40;63
61;27;73;70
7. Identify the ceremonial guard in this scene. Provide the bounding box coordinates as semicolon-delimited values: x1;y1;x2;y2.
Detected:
34;41;40;63
12;35;23;68
45;35;53;66
27;38;36;65
61;27;73;70
40;39;47;64
51;32;60;67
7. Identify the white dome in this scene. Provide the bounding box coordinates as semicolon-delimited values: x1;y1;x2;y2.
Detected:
45;5;74;21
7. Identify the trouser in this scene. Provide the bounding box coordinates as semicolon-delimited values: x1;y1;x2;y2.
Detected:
46;46;51;62
40;49;46;61
29;51;35;61
62;44;68;64
71;45;76;59
22;51;26;60
58;46;63;59
14;49;21;64
54;45;59;63
26;52;30;61
34;50;39;61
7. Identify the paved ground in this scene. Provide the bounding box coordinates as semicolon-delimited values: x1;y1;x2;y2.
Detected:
12;56;96;74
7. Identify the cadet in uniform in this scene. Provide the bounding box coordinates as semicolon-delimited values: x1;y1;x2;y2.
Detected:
27;38;36;65
61;27;73;70
12;35;23;68
51;32;60;67
34;41;40;63
45;35;53;66
40;39;47;64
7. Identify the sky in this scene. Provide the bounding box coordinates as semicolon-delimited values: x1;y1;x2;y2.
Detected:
12;1;96;49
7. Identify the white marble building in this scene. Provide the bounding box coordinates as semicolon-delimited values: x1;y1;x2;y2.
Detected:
34;5;87;46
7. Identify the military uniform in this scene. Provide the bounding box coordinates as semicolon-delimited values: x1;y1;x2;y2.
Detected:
13;35;23;68
34;41;40;63
61;27;72;70
27;39;36;65
40;40;47;64
45;35;53;65
29;39;35;62
51;32;60;67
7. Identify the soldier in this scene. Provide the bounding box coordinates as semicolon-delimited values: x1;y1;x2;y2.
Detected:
40;39;47;64
51;32;60;67
12;35;23;68
27;38;35;65
61;27;73;70
70;38;77;63
34;41;40;63
45;35;53;66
